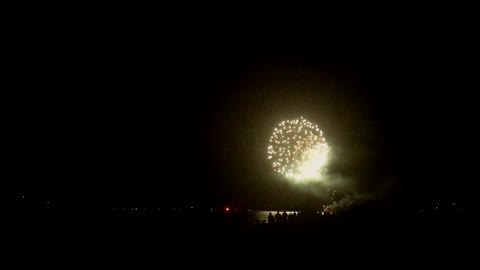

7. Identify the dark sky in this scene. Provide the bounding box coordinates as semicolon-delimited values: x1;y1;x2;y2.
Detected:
10;20;476;209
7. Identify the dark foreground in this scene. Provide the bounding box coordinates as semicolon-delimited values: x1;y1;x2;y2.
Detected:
14;204;472;258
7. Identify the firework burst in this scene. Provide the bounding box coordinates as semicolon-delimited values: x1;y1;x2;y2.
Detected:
268;117;331;182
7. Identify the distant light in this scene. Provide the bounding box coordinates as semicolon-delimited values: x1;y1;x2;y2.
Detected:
225;207;230;212
22;195;25;199
46;201;50;204
191;206;194;209
321;212;324;215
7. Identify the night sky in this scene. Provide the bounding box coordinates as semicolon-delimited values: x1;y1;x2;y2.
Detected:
11;21;475;211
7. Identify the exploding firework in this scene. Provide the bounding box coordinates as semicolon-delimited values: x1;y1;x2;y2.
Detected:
268;117;331;182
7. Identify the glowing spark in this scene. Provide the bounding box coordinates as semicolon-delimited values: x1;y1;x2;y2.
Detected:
268;117;331;182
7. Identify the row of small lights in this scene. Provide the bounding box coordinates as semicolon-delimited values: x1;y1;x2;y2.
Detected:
111;207;233;212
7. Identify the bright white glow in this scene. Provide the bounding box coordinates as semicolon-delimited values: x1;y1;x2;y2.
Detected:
293;143;330;181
